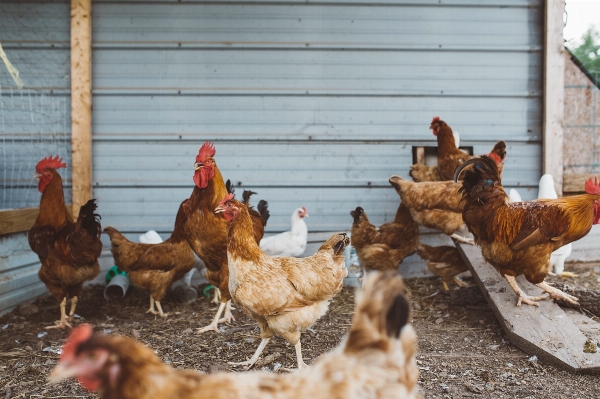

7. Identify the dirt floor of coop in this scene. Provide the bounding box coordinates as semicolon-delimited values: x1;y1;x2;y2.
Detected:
0;263;599;399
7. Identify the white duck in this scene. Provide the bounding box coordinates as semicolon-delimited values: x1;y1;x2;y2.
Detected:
259;207;309;257
508;177;575;277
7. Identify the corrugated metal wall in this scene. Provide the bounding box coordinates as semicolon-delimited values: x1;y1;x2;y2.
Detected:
92;0;544;238
0;1;71;314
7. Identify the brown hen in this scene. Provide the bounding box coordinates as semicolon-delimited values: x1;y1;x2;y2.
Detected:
350;203;419;272
103;199;195;318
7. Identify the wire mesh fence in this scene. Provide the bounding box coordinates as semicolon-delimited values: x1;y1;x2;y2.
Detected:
0;86;71;209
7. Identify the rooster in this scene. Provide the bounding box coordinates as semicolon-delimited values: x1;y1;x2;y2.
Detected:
216;194;348;369
416;244;469;290
388;175;472;244
510;175;575;277
455;156;600;306
28;156;102;329
184;142;266;334
409;117;507;182
49;271;418;399
260;206;309;257
350;203;419;272
103;198;196;318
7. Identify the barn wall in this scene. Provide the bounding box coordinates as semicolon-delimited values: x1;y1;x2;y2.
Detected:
563;53;600;262
91;0;544;240
0;1;71;315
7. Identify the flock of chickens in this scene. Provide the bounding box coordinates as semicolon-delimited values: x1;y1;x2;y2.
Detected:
25;116;600;398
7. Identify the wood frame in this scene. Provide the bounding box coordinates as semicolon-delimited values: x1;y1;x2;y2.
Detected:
70;0;93;217
542;0;566;196
0;205;73;236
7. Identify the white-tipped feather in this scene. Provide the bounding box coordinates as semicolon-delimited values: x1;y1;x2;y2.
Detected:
537;174;571;273
260;207;309;257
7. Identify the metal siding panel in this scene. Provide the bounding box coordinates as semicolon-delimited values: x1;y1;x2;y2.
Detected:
92;96;542;141
92;3;542;50
91;1;543;235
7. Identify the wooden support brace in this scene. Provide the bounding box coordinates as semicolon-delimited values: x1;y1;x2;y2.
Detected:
70;0;92;217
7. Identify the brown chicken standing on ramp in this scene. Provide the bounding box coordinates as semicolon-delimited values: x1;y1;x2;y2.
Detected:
28;156;102;329
103;198;196;317
455;155;600;307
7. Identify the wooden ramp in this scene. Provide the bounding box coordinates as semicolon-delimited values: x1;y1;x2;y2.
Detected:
455;242;600;373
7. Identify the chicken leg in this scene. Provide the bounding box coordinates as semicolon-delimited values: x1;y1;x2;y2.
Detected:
536;281;579;305
504;275;548;307
197;300;230;334
68;296;78;323
218;300;235;324
229;338;270;369
294;341;308;370
147;296;158;315
46;297;72;329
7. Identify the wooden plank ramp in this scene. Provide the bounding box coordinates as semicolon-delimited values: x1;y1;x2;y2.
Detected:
455;242;600;373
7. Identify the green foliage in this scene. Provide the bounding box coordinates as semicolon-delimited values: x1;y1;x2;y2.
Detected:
568;26;600;76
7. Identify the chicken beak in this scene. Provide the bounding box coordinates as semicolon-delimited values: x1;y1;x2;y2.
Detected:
34;172;41;179
194;162;203;171
304;212;309;218
48;362;78;384
214;205;224;214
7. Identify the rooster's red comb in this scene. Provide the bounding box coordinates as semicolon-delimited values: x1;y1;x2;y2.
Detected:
585;177;600;195
219;193;235;208
60;324;93;361
431;116;440;124
36;156;67;172
197;141;216;161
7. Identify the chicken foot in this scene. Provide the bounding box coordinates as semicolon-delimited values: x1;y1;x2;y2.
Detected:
229;338;271;369
504;275;548;307
548;271;579;278
46;297;72;329
147;296;169;318
197;300;233;334
536;281;579;305
451;234;475;245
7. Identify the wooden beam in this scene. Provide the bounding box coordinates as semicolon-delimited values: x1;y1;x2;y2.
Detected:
456;242;600;373
0;206;74;236
542;0;565;196
0;208;39;236
70;0;93;217
563;173;600;193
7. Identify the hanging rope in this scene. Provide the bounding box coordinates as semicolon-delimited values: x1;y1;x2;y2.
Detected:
0;42;24;89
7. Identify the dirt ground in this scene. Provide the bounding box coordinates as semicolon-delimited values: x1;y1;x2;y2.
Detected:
0;262;599;399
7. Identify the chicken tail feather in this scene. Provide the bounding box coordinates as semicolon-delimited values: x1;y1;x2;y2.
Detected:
345;271;412;353
242;190;257;206
257;200;270;225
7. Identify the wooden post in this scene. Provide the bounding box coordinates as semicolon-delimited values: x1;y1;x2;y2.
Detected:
70;0;92;217
543;0;565;196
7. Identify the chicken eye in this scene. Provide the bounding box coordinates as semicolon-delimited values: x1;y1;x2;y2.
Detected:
87;352;97;360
